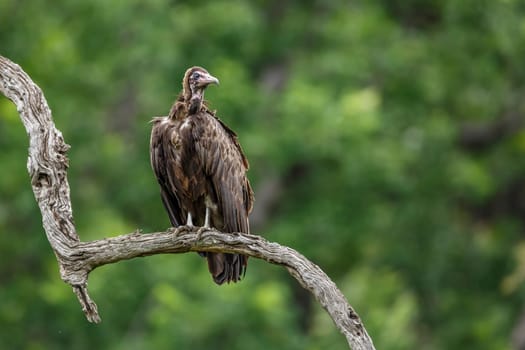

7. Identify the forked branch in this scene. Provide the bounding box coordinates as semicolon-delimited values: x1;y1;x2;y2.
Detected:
0;55;375;350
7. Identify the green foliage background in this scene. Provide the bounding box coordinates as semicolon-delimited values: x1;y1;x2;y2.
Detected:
1;0;525;349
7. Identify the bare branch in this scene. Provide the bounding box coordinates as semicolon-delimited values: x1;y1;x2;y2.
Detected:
0;55;100;322
0;54;375;350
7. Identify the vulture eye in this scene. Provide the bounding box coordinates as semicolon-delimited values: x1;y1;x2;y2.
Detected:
192;72;201;80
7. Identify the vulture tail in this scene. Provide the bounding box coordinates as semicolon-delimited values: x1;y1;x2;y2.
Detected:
206;253;247;285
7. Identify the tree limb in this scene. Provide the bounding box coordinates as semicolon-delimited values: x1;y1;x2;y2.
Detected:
0;54;375;350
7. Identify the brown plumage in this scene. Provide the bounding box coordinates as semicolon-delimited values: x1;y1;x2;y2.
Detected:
150;66;254;285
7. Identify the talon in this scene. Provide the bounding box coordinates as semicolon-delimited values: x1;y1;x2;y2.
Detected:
168;226;187;237
196;226;208;240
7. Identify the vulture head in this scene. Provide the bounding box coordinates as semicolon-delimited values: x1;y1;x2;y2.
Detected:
182;67;219;114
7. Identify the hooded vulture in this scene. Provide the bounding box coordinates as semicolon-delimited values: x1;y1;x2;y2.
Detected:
150;66;254;285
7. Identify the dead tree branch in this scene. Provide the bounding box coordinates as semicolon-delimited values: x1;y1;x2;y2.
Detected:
0;54;375;350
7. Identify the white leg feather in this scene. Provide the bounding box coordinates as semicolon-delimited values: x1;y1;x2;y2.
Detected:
204;207;210;228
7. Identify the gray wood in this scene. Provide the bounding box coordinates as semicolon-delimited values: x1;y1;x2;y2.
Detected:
0;55;375;350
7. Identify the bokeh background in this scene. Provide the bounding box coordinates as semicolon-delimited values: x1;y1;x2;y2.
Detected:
1;1;525;349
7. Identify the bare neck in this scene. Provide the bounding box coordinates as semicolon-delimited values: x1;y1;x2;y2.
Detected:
188;90;204;115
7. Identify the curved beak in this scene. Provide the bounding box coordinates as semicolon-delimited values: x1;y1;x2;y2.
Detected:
198;72;220;87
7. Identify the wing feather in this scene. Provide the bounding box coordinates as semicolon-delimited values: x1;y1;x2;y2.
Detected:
196;112;253;234
150;117;185;227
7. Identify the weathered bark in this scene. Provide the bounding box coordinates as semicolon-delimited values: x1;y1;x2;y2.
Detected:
0;54;375;350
